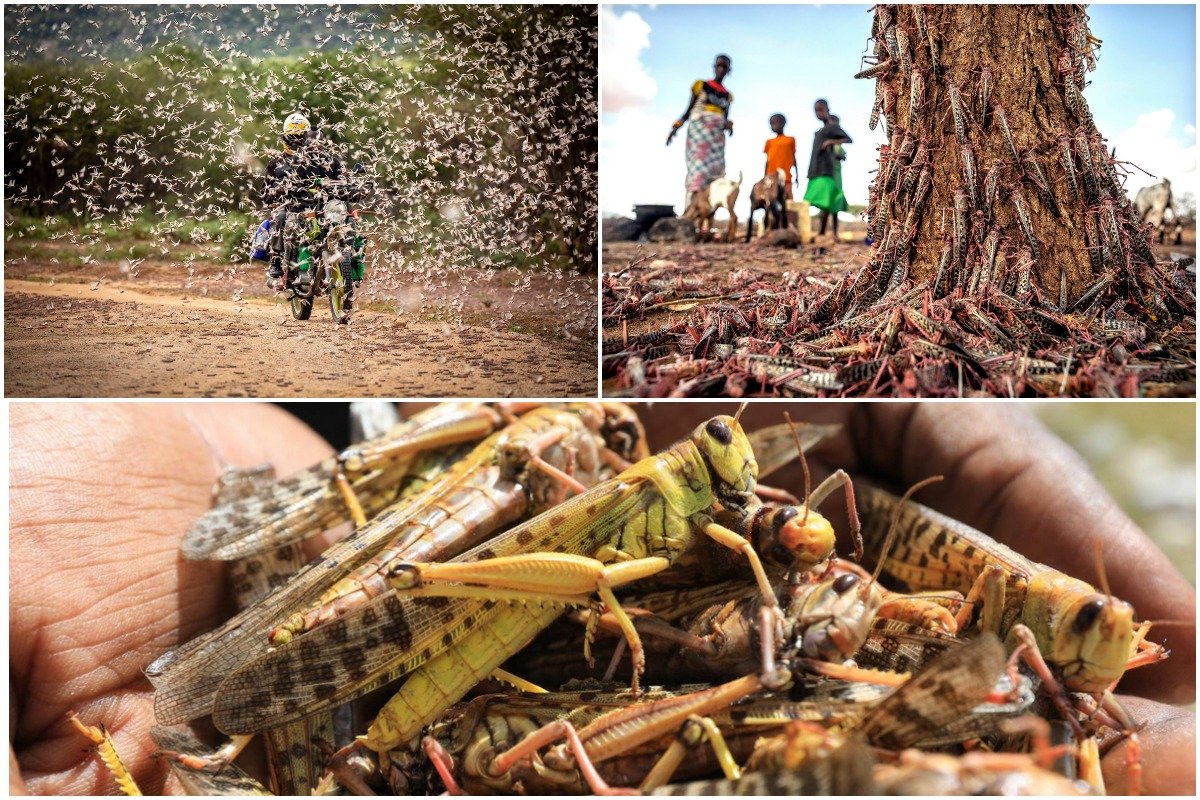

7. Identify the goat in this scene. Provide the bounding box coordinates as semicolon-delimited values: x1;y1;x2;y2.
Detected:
745;168;788;243
682;172;742;242
1135;178;1183;246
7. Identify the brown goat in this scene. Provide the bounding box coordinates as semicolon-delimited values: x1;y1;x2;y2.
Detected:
683;172;741;242
745;168;788;242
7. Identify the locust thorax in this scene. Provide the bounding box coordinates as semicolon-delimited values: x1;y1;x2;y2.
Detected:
1026;572;1134;692
750;504;837;570
690;415;759;510
787;571;882;663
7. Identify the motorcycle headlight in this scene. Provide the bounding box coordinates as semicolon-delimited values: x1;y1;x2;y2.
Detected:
323;200;348;225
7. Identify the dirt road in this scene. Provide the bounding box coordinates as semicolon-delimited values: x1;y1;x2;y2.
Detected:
6;279;594;397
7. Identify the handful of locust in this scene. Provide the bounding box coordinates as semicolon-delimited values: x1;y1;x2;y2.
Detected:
69;402;1170;795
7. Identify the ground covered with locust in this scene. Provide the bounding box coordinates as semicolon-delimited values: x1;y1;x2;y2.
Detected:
602;226;1196;398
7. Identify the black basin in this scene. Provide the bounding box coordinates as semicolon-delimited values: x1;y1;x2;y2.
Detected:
633;204;676;233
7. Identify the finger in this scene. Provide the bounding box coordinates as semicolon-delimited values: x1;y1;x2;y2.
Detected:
1101;695;1195;795
847;403;1195;703
9;403;333;743
15;692;172;795
10;746;29;795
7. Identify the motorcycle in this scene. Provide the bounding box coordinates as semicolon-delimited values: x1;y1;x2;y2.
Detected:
261;164;366;325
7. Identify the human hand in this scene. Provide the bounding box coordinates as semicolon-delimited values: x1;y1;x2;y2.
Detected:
636;402;1195;794
723;120;734;135
9;404;336;794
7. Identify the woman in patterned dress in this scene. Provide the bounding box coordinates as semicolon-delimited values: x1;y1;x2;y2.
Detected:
666;54;734;208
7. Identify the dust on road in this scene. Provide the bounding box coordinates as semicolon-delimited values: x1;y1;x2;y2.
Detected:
6;280;594;397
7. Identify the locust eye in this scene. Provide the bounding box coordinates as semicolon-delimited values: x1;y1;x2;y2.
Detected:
1072;598;1106;634
706;418;733;445
769;544;796;567
833;573;860;594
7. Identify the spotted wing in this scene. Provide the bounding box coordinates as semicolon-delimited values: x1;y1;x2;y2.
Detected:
147;462;471;725
854;632;1006;750
857;484;1039;595
208;474;651;733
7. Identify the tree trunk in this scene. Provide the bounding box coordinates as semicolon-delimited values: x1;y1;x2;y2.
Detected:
827;4;1192;367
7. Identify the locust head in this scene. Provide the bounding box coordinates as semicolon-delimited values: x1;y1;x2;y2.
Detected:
1056;593;1135;692
787;570;881;663
691;416;758;509
1032;572;1135;692
749;504;837;571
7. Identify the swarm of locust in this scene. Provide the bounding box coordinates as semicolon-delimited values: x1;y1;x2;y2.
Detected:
69;402;1170;795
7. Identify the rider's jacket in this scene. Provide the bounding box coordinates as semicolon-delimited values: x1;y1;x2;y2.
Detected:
261;140;346;210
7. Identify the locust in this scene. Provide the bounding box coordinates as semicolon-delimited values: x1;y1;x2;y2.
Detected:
408;478;966;795
159;405;457;793
147;403;649;731
183;401;531;561
856;483;1168;764
219;405;472;794
203;413;840;766
66;712;143;796
434;631;1028;795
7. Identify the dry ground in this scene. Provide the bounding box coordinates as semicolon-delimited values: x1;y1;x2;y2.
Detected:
5;243;595;397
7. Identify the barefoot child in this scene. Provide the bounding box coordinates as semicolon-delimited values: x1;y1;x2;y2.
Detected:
803;99;852;242
763;113;799;200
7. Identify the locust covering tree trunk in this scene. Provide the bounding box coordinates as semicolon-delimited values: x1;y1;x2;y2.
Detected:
811;4;1193;382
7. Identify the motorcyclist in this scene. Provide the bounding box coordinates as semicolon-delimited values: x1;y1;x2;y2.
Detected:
261;112;363;300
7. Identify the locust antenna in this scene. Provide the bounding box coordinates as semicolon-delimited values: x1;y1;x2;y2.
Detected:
734;401;748;423
1091;540;1113;600
868;476;944;594
784;412;812;527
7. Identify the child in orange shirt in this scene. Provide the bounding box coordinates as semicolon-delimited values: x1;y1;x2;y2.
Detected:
763;113;799;199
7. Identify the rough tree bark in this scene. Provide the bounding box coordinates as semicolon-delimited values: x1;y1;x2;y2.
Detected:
821;4;1192;364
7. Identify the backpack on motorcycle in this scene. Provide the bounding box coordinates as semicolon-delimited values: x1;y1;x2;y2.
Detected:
249;219;271;265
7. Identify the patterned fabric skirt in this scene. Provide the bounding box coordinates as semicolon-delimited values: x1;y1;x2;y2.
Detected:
685;112;727;195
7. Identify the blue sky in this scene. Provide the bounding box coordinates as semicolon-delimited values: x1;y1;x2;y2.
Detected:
601;3;1196;217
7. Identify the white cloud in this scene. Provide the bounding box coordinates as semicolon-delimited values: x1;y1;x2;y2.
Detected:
1108;108;1197;198
601;108;684;216
602;8;656;113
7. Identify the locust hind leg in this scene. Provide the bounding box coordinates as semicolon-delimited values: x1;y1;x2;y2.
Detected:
387;553;673;691
481;720;637;796
67;712;143;796
639;715;741;792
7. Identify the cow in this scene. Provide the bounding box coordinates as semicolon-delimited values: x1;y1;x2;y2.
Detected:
1135;178;1183;246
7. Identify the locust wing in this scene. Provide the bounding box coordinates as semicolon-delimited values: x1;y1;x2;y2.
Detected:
854;631;1008;750
147;461;472;725
209;472;653;734
858;484;1039;599
183;402;496;561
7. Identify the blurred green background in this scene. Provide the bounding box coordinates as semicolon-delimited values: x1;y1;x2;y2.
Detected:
1035;403;1195;583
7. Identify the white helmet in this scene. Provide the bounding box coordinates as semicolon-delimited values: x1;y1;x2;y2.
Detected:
282;112;311;150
